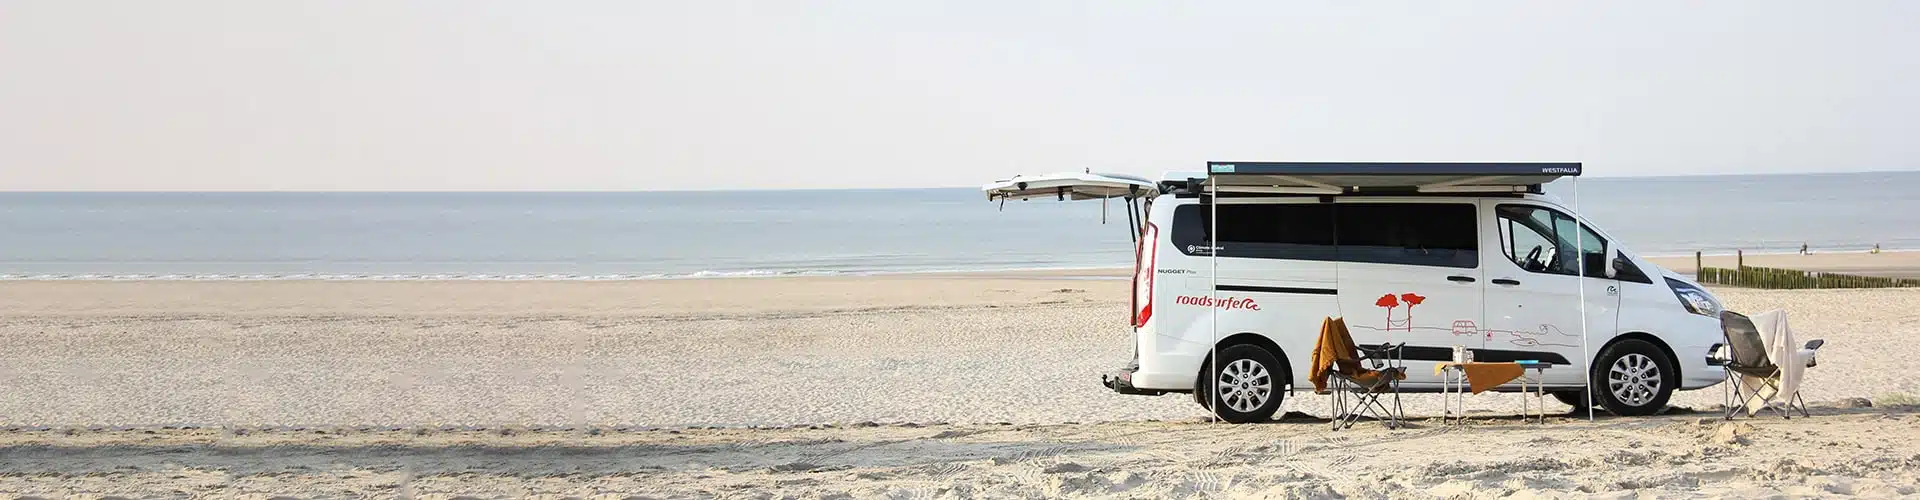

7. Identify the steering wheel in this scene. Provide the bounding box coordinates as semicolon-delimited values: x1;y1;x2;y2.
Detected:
1523;245;1544;271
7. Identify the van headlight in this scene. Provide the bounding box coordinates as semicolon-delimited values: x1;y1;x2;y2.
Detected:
1665;278;1722;318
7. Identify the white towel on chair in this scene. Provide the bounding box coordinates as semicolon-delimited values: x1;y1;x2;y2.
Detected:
1742;309;1804;415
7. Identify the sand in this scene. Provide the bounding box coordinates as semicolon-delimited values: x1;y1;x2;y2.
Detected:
0;277;1179;427
6;407;1918;498
4;264;1920;497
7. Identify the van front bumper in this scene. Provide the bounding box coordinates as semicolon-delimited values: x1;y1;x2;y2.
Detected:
1678;345;1728;390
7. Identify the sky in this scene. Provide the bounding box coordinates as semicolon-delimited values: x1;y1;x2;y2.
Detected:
3;1;1917;191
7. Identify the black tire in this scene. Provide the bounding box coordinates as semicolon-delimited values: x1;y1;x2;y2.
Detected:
1194;344;1286;423
1591;339;1676;416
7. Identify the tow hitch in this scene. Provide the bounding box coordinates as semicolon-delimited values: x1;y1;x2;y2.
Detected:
1102;369;1168;396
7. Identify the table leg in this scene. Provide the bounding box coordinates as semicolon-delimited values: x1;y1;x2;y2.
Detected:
1456;368;1467;424
1537;369;1547;423
1450;367;1462;425
1521;376;1529;423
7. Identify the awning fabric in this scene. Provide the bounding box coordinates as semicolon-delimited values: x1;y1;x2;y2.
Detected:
1202;162;1581;195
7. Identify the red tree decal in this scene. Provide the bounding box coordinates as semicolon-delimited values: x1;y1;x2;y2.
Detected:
1400;293;1425;328
1376;294;1399;330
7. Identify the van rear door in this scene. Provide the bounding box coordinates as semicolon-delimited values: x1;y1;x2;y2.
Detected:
985;172;1161;328
983;171;1159;202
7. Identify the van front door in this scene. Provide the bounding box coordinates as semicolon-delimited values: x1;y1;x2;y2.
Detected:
1482;204;1622;386
1333;201;1484;387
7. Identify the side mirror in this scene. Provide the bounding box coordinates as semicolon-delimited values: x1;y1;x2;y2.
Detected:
1604;245;1620;279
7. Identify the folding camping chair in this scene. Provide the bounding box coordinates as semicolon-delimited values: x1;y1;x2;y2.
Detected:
1310;317;1407;430
1713;310;1824;419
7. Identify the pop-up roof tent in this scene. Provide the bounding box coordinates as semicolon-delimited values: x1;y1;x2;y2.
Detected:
988;161;1602;422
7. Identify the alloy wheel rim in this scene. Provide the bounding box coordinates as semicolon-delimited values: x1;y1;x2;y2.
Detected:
1216;359;1272;413
1608;353;1660;407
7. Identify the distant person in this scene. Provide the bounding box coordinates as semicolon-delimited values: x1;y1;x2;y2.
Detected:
1800;243;1809;255
1872;244;1882;254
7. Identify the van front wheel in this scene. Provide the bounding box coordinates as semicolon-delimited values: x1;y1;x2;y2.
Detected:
1194;345;1286;423
1592;339;1675;416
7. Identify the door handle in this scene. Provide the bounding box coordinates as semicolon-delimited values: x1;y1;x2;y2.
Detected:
1491;278;1522;286
1447;275;1476;283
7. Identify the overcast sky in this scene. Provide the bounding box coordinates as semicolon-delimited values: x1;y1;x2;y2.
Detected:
3;1;1917;191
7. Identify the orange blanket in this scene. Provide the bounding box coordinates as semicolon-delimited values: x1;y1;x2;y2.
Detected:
1434;362;1527;394
1308;317;1403;393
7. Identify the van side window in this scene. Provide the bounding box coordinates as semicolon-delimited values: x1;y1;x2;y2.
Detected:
1496;205;1606;277
1169;202;1476;269
1335;203;1478;269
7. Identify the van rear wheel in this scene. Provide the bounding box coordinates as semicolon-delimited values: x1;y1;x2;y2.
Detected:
1591;339;1675;416
1195;345;1285;423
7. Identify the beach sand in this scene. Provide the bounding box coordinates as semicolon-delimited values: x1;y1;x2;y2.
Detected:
6;407;1918;498
4;256;1920;497
1649;250;1920;279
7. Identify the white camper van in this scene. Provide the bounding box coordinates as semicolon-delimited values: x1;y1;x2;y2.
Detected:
985;162;1728;423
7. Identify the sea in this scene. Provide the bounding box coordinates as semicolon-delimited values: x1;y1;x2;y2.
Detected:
3;171;1917;280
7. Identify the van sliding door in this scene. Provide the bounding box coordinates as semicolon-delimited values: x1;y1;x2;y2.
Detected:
1332;201;1485;387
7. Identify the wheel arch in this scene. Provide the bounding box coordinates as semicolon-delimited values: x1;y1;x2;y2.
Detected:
1597;331;1681;381
1198;332;1295;392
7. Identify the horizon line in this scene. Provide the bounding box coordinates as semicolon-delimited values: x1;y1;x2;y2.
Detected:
3;168;1916;194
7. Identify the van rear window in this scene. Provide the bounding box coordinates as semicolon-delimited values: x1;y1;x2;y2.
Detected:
1170;203;1336;261
1171;202;1478;268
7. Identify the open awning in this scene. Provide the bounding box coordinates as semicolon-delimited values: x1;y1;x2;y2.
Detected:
1202;162;1581;195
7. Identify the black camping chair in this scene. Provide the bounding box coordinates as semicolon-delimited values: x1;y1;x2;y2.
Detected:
1327;342;1407;430
1710;311;1822;419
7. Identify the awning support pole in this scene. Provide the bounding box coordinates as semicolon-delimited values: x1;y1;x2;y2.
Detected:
1208;175;1220;423
1576;176;1595;422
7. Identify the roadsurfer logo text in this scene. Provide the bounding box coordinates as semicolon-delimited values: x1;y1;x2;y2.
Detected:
1174;295;1260;311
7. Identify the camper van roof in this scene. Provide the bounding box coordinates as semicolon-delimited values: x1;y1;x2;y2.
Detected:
1194;161;1581;195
